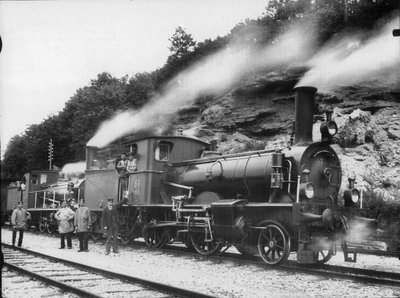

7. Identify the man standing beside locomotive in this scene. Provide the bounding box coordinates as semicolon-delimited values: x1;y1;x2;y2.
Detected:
101;194;128;255
55;202;75;249
11;201;31;247
74;199;91;252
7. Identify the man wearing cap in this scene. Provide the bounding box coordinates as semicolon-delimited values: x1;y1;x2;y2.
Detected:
11;201;31;247
101;195;128;255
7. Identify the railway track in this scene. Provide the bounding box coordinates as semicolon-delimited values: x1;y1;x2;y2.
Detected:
3;227;400;289
1;243;213;298
145;243;400;288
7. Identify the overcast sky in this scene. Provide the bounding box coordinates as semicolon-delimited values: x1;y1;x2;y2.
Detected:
0;0;268;158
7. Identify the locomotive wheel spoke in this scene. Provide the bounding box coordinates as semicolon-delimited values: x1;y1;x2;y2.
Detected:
190;232;222;256
143;225;168;249
316;249;333;264
120;234;131;245
46;224;56;234
90;232;101;241
38;218;46;233
258;223;290;266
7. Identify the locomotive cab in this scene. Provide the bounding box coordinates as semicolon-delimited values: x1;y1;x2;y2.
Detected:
84;135;208;206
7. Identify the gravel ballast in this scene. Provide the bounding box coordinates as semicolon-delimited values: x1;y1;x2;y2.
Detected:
2;228;400;298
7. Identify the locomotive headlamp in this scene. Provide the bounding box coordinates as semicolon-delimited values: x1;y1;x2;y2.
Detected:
299;182;314;199
327;121;338;136
305;183;314;199
320;121;338;142
351;189;360;203
344;188;360;207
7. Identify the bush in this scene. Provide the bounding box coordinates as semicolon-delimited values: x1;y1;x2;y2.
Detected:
361;190;400;219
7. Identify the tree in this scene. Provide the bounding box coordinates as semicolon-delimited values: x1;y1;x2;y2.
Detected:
126;72;156;108
168;26;196;59
1;135;29;178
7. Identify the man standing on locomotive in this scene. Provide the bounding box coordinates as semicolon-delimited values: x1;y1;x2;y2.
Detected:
11;201;31;247
75;199;91;252
126;152;138;173
115;152;128;196
115;153;128;175
101;194;128;255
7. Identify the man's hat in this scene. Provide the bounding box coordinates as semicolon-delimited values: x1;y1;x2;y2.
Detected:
107;198;114;202
127;152;134;156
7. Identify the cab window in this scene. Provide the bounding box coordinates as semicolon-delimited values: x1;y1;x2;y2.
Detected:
155;141;172;162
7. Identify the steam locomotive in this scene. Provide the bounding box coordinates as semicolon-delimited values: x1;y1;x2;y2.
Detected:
4;86;369;265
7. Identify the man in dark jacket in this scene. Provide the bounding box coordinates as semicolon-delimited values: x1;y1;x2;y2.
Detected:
101;195;128;255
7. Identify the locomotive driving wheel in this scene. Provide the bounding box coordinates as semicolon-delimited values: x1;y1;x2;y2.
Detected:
46;213;56;234
257;223;291;265
46;224;56;234
90;232;101;241
190;231;223;256
316;249;333;264
120;234;132;245
142;224;168;248
38;217;47;233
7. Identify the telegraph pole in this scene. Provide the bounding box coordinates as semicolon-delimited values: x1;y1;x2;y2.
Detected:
48;139;54;170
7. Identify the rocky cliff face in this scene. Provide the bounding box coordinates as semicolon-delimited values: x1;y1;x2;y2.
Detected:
170;70;400;208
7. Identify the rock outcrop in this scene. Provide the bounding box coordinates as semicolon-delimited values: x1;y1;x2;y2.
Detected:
171;70;400;205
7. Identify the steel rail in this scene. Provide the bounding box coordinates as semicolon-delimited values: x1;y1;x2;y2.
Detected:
2;243;213;298
3;227;399;287
4;262;101;298
140;243;400;287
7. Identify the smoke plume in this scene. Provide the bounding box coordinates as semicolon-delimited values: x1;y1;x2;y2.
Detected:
297;15;400;92
61;161;86;176
87;24;314;148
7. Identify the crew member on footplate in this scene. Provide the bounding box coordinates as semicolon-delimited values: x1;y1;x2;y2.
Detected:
11;201;31;247
101;194;128;255
75;199;91;252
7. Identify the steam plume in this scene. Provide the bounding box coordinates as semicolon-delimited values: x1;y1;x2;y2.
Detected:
61;161;86;175
87;24;314;148
297;15;400;91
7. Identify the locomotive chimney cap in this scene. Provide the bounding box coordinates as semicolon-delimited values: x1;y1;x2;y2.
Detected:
294;86;317;93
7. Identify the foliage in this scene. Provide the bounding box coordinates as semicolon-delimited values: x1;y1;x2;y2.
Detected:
168;26;196;59
361;190;400;220
2;0;398;179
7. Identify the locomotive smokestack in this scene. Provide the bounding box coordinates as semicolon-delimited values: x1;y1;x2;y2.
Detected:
294;86;317;145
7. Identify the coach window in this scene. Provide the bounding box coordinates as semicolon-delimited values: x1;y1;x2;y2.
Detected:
31;175;38;185
155;141;173;162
